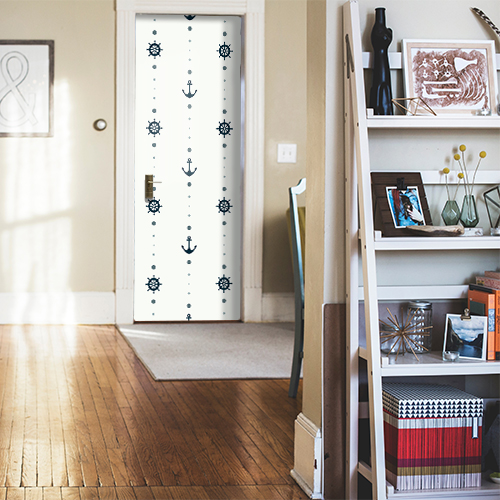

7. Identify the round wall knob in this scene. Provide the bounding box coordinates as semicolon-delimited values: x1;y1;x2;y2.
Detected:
93;119;107;131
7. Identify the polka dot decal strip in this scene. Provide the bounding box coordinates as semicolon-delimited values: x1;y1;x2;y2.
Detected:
134;15;242;321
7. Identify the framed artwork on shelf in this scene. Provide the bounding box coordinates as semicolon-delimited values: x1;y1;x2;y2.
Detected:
0;40;54;137
402;39;498;115
371;172;432;237
442;313;488;360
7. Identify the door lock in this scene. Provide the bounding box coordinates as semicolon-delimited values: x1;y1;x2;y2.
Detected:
145;174;162;198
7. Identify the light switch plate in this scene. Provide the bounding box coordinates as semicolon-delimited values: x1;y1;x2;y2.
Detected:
277;143;297;163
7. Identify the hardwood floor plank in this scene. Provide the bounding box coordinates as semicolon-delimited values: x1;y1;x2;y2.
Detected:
129;488;152;500
149;486;174;500
36;328;54;487
5;488;24;500
63;351;99;487
273;485;308;500
25;487;43;500
51;328;84;488
6;335;27;487
114;487;136;500
43;487;62;500
96;488;117;500
60;488;81;500
78;488;98;500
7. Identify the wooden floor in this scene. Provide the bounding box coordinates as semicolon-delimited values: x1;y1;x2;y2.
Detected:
0;325;306;500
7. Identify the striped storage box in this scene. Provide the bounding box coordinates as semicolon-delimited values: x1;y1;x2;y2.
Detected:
383;383;483;491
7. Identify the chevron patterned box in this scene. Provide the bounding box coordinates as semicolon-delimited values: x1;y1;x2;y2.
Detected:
383;383;483;491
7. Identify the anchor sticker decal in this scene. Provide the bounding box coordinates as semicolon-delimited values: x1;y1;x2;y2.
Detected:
182;158;197;177
182;236;197;254
182;80;197;98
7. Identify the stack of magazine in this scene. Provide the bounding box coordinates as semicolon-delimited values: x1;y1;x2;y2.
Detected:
383;383;483;491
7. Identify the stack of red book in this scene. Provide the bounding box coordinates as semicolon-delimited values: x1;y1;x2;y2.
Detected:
383;383;483;491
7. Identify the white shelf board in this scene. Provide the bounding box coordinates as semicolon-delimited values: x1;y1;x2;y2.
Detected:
373;235;500;251
359;462;500;499
358;285;468;301
386;478;500;500
362;51;500;71
380;351;500;376
367;115;500;129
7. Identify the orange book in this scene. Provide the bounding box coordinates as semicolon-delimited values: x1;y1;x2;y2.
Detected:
468;286;496;360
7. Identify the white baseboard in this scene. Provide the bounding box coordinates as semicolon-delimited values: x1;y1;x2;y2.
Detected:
0;292;115;324
291;412;323;499
261;292;294;322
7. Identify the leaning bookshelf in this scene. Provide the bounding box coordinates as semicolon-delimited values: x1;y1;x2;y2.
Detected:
343;1;500;499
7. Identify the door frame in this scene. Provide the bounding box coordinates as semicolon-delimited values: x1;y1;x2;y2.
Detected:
115;0;265;324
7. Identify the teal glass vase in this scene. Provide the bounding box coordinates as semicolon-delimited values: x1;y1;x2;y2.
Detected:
441;200;460;225
460;194;479;228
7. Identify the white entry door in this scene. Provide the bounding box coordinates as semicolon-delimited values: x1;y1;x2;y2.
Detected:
134;14;242;322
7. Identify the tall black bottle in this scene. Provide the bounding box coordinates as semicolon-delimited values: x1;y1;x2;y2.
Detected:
369;8;393;115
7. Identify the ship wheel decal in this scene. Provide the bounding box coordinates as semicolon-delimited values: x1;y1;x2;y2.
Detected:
147;41;162;58
216;119;233;138
216;197;232;215
216;275;232;293
146;275;162;293
147;120;162;136
217;43;232;60
146;198;162;215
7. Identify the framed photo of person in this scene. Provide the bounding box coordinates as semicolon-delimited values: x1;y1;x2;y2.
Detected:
443;313;487;360
371;172;432;237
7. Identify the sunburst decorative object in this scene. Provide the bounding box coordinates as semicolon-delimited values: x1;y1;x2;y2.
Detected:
379;307;432;360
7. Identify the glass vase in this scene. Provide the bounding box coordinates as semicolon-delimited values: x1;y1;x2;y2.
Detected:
441;200;460;225
460;194;479;228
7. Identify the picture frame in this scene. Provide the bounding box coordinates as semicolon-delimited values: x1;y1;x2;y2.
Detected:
0;40;54;137
402;39;498;115
442;313;487;360
371;172;432;237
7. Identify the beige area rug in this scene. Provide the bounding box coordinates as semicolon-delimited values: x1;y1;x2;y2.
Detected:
117;322;298;380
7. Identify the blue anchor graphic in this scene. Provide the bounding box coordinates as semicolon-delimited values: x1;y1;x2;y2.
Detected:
182;158;197;177
186;313;192;320
182;80;197;98
182;236;197;254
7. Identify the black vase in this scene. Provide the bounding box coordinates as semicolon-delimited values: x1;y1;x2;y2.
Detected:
369;8;393;115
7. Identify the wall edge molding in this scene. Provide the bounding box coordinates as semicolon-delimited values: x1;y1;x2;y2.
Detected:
261;292;294;322
0;292;115;325
292;412;323;499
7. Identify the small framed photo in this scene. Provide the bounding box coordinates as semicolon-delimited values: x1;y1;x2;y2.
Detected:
402;39;498;115
386;186;425;228
443;313;487;360
371;172;432;237
0;40;54;137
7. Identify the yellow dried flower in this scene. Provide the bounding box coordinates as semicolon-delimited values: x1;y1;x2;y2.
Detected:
480;151;487;158
459;144;466;152
458;172;464;179
443;167;450;174
454;153;460;161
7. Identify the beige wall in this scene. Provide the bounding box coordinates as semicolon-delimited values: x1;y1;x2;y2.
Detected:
0;0;307;298
0;0;115;293
263;0;308;294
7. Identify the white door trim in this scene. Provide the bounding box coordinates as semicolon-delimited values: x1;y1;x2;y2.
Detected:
115;0;265;324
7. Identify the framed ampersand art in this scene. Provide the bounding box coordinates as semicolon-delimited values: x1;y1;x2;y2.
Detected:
0;40;54;137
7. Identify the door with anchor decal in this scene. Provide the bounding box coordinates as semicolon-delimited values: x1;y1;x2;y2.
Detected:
134;14;242;321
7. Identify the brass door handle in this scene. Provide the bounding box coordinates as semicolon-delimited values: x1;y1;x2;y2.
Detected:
145;174;162;198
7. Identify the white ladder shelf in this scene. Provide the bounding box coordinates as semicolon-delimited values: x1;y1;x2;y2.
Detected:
343;1;500;499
